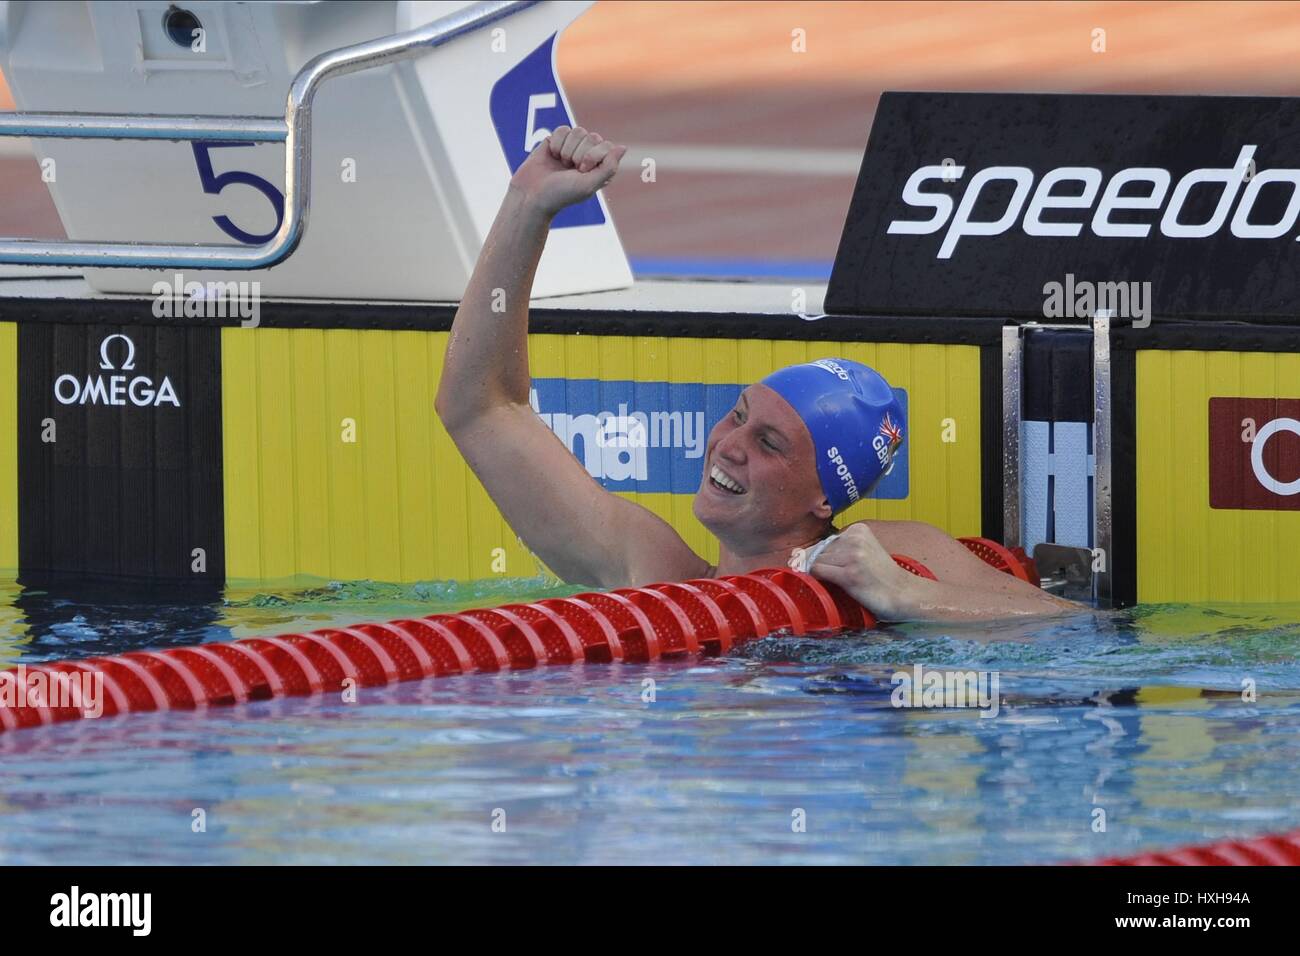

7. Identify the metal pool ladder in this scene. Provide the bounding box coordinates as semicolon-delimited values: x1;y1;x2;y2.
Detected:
0;0;538;269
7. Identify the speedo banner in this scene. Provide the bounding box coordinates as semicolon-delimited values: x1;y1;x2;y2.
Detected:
828;92;1300;323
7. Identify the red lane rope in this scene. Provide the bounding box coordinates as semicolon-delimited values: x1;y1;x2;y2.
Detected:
1085;830;1300;866
685;578;767;645
1;545;1037;739
5;543;1062;734
892;553;938;580
958;537;1040;586
0;569;887;734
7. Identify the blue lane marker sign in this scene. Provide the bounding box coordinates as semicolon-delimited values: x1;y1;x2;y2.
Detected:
490;34;606;229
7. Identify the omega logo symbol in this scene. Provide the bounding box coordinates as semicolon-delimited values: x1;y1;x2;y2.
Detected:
54;334;181;408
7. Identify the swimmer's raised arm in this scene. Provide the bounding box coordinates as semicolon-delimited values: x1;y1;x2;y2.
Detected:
436;126;624;423
435;126;708;587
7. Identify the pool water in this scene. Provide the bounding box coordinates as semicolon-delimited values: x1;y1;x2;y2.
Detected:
2;574;1298;865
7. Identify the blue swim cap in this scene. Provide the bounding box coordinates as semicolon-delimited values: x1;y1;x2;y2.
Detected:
759;358;905;514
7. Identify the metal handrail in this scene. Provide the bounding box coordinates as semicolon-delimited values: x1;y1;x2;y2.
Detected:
0;0;539;269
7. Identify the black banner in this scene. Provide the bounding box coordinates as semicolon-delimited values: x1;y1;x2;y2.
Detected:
828;91;1300;323
0;865;1287;941
17;323;224;580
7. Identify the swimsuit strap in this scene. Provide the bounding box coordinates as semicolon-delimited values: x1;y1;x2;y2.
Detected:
788;532;841;573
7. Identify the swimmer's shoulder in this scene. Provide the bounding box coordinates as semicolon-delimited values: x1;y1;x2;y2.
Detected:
852;518;1007;586
676;556;717;581
849;517;959;557
851;517;930;543
626;549;712;586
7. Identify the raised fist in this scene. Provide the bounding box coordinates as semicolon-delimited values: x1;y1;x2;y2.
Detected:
510;125;628;218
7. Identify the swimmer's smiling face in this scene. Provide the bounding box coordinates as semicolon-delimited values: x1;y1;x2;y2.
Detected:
693;384;834;550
